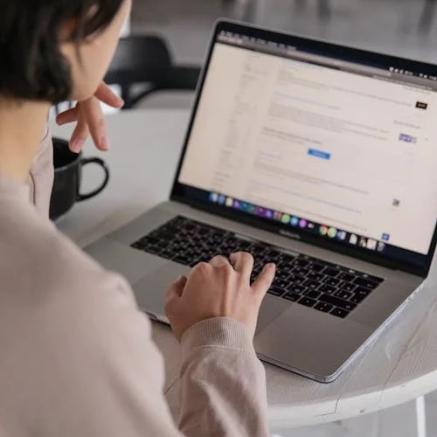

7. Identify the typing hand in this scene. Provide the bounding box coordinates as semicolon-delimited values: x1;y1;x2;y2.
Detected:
55;82;124;153
165;252;276;341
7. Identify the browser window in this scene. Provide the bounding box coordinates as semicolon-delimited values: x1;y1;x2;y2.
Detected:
179;38;437;257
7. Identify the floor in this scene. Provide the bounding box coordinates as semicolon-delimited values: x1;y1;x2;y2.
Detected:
130;1;437;435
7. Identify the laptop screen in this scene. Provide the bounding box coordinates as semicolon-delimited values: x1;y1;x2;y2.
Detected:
173;21;437;276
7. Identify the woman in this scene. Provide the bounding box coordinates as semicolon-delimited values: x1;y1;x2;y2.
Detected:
0;1;276;436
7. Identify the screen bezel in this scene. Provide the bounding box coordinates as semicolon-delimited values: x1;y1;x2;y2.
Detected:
170;19;437;278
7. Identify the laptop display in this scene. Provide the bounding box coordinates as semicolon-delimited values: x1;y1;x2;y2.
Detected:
172;22;437;276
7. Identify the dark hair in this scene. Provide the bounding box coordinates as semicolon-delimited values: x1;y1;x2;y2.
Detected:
0;0;124;103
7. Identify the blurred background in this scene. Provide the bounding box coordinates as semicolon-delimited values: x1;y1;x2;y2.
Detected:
102;0;437;114
105;1;437;436
132;0;437;64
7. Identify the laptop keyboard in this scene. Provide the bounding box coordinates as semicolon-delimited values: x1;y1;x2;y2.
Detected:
131;216;384;319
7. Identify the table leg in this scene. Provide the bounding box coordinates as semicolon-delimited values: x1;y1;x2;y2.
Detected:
416;396;427;437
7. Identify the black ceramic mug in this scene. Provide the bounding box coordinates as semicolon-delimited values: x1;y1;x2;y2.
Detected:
50;137;110;220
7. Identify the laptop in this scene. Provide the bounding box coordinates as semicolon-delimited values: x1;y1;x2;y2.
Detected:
86;20;437;383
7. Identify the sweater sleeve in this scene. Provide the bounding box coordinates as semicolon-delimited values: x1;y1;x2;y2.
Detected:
66;288;270;437
178;318;270;437
1;268;269;437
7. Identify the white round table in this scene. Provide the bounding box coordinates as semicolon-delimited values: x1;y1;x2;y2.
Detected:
52;110;437;436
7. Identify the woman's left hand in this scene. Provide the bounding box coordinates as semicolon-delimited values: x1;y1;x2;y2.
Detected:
55;82;124;153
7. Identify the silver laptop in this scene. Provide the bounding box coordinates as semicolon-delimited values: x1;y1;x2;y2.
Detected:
86;20;437;382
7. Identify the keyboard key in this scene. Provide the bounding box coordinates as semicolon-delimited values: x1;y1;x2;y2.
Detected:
283;292;300;302
296;259;310;268
365;274;384;284
350;293;366;304
318;284;336;294
311;263;325;273
339;273;355;282
354;277;380;289
287;284;306;294
314;302;333;313
293;267;310;276
280;254;297;264
324;268;340;277
160;250;174;260
318;294;356;311
264;249;282;263
305;290;321;300
190;260;201;267
307;272;325;282
350;287;373;304
335;290;353;300
268;287;285;297
276;270;291;281
293;275;306;285
252;245;267;256
273;278;289;289
142;245;160;255
325;277;341;287
156;231;174;241
302;280;319;290
298;297;317;308
342;283;357;293
331;308;349;318
275;273;289;283
173;255;191;265
355;286;372;297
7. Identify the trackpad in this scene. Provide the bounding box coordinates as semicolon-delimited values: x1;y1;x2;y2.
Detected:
133;263;289;331
256;295;292;334
133;262;191;318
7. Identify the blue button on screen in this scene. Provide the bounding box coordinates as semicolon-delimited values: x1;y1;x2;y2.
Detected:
308;148;331;160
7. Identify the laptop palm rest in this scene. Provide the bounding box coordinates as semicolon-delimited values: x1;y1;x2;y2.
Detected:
256;295;292;333
133;261;190;320
133;258;289;333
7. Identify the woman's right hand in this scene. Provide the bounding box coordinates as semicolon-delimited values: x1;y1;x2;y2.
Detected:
165;252;276;341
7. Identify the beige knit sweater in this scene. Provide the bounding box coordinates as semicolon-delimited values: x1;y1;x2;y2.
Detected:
0;132;269;437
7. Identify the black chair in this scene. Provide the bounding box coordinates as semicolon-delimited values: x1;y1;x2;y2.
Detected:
105;35;201;110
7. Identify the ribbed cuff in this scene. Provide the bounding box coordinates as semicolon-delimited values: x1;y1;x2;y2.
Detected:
181;317;255;359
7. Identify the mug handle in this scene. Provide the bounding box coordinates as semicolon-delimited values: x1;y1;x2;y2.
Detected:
77;157;110;202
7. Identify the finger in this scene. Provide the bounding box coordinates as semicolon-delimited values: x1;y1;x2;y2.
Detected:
95;82;124;108
69;114;90;153
56;107;79;125
210;255;232;268
251;263;276;297
229;252;254;279
174;275;187;296
81;97;110;150
165;276;187;305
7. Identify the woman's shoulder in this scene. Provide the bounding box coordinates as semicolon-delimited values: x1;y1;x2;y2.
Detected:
0;196;139;319
0;200;162;419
